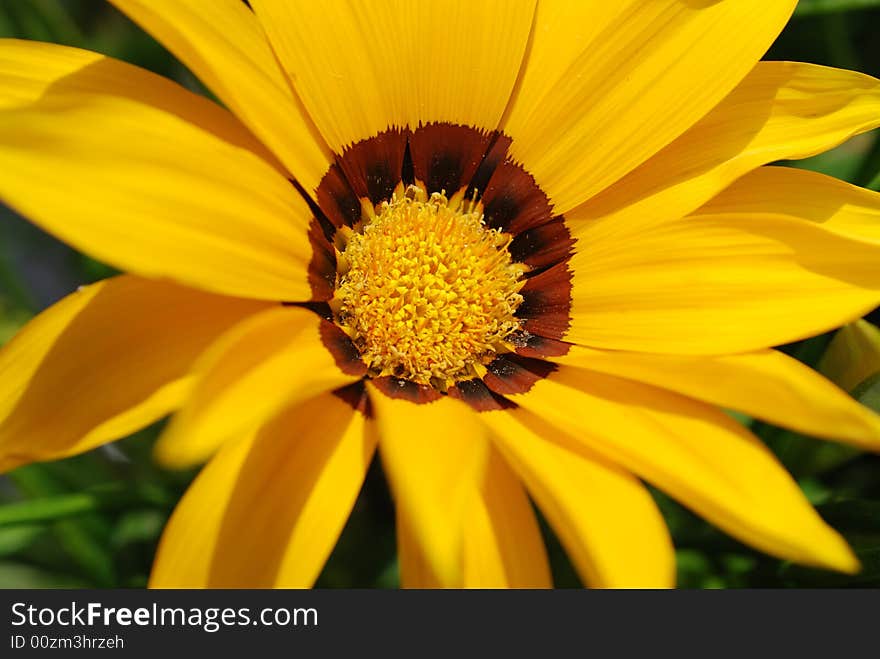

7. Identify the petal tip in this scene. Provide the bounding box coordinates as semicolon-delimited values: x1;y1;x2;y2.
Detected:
808;530;861;576
152;429;202;471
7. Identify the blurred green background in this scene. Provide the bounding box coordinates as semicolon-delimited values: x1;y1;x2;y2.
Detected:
1;0;880;588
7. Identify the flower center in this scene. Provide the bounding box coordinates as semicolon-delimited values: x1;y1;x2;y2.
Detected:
333;184;526;388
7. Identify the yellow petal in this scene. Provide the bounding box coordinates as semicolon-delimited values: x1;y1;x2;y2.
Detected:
701;165;880;245
397;447;551;589
554;346;880;451
501;0;797;214
569;213;880;354
0;39;316;302
512;369;859;573
156;307;363;468
461;447;552;589
572;62;880;241
396;512;442;589
370;388;489;587
484;410;674;588
150;392;375;587
108;0;332;192
820;320;880;393
0;276;268;473
249;0;534;151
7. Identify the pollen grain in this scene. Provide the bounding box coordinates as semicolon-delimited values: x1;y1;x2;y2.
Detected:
334;185;526;387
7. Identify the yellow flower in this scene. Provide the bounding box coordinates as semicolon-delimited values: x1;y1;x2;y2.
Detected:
2;0;880;588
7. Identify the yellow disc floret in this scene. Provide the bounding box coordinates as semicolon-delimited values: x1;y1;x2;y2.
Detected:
334;185;526;387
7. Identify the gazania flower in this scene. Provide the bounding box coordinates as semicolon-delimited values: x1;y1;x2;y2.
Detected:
2;0;880;589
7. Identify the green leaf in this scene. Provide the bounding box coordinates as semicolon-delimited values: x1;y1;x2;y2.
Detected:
0;484;173;527
374;559;400;590
8;466;117;586
2;467;175;587
29;0;85;46
854;132;880;189
1;0;84;46
799;478;833;506
853;371;880;411
817;500;880;534
112;510;166;549
675;549;714;588
78;255;119;285
0;6;15;37
0;303;31;345
0;525;46;557
0;561;90;588
0;492;107;526
795;0;880;16
0;246;35;312
786;134;874;182
767;429;860;478
867;167;880;192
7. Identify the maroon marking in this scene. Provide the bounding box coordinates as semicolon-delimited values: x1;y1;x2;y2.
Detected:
514;334;572;359
448;378;517;412
309;123;573;403
306;217;336;301
483;160;554;235
517;263;573;340
409;123;494;195
468;134;512;198
315;164;361;228
291;300;333;321
510;217;575;270
333;381;372;417
401;140;415;185
338;128;408;204
482;354;557;396
319;320;368;377
370;376;443;404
